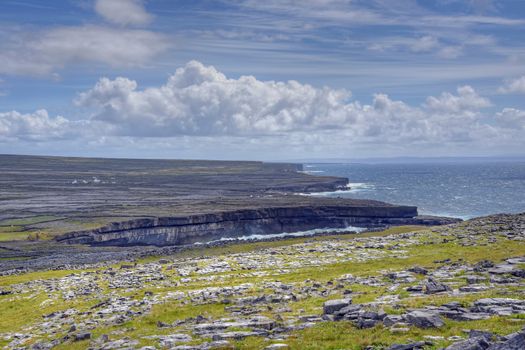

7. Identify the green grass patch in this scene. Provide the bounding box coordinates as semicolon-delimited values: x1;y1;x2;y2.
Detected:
0;216;61;226
279;316;525;350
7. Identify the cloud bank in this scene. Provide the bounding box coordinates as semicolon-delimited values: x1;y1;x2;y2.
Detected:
1;61;524;158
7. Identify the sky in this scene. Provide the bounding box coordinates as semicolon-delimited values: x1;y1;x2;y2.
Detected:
1;0;525;161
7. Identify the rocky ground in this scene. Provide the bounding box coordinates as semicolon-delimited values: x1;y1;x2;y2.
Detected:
0;214;524;349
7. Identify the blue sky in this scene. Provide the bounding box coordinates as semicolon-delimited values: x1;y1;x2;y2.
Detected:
1;0;525;160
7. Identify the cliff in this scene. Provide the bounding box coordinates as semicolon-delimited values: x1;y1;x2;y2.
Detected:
56;204;424;246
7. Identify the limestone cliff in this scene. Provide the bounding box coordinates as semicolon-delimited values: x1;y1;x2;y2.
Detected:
55;204;428;246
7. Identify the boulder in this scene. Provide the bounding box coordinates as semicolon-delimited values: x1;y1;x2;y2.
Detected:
473;260;494;272
405;310;444;328
424;278;450;294
408;266;428;275
73;332;91;341
487;330;525;350
323;298;351;315
444;337;491;350
384;315;405;327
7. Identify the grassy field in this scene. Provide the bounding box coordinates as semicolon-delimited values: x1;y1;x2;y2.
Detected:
1;222;524;349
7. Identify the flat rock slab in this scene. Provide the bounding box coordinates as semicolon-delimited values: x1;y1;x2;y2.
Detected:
323;299;352;314
406;311;444;328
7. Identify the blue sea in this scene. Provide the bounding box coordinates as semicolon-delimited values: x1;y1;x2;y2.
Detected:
303;162;525;219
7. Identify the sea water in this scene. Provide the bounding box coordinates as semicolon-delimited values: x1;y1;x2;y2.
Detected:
302;162;525;219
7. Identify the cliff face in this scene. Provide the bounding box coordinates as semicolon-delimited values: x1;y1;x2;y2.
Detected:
56;205;419;246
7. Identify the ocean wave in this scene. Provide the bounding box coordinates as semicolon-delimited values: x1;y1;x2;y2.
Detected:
418;211;472;220
298;182;375;196
199;225;366;244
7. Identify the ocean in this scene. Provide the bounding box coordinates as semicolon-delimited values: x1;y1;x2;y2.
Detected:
303;162;525;219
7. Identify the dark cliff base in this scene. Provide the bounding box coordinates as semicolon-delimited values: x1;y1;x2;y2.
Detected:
0;154;459;248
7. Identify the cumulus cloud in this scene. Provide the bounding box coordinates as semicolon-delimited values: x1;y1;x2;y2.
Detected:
0;110;76;141
0;26;170;76
499;76;525;94
3;61;520;156
72;61;500;147
424;85;491;113
76;60;356;136
95;0;153;26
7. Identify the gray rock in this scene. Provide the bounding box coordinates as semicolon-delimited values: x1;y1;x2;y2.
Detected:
469;330;497;341
405;310;444;328
459;285;490;293
466;275;487;284
264;344;289;350
356;318;378;329
406;285;423;292
474;260;494;272
444;337;490;350
510;269;525;278
472;298;525;315
408;266;428;275
73;332;91;341
487;330;525;350
452;313;491;321
159;334;192;347
323;298;351;314
384;315;405;327
424;278;450;294
211;331;267;341
387;341;427;350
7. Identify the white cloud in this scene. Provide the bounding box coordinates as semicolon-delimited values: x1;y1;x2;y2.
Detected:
72;61;501;148
0;110;76;141
0;26;170;76
3;61;523;157
76;60;356;136
424;85;491;113
95;0;153;26
496;108;525;129
499;76;525;94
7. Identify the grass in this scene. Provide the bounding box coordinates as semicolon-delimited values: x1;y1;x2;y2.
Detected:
52;301;230;349
279;317;525;350
0;215;61;226
2;224;524;349
0;226;29;241
0;292;99;348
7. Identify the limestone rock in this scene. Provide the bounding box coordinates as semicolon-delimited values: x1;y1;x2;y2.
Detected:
323;298;352;315
405;310;444;328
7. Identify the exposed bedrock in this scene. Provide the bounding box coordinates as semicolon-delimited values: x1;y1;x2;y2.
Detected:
55;205;459;247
